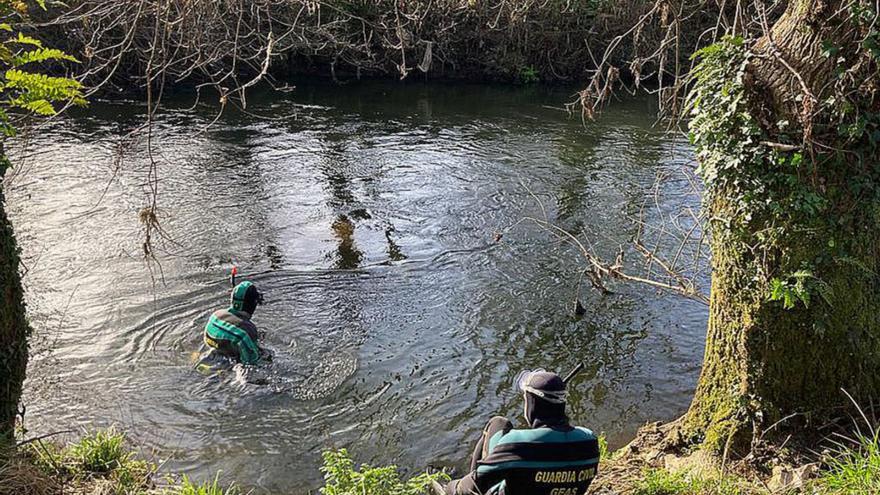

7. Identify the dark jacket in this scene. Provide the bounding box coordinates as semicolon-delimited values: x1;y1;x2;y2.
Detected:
451;423;600;495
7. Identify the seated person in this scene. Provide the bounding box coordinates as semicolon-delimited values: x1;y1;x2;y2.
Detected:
203;281;265;365
437;370;600;495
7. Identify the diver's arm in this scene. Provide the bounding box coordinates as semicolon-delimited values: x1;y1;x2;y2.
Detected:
235;320;262;364
236;337;261;364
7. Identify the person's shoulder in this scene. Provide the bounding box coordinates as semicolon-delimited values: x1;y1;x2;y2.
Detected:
211;308;231;319
571;426;598;441
496;426;597;445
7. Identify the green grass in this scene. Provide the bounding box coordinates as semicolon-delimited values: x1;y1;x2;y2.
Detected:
517;66;539;84
169;473;241;495
19;429;242;495
812;431;880;494
632;468;749;495
634;468;695;495
68;428;131;473
18;428;880;495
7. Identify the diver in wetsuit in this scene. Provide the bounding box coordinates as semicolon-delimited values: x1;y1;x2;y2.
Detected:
437;370;600;495
203;281;265;365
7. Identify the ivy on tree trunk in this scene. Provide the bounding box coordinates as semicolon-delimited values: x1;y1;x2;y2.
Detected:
680;0;880;453
0;147;29;446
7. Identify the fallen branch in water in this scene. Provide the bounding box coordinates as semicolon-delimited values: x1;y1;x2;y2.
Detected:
523;215;709;305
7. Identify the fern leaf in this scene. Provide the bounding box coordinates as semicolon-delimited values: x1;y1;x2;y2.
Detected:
14;47;79;66
12;32;43;47
16;98;55;115
4;69;83;102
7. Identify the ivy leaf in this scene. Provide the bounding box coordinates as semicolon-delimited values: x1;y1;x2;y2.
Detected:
821;39;840;58
863;35;880;60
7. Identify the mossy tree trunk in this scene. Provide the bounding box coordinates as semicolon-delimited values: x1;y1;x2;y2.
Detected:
0;148;28;446
679;0;880;453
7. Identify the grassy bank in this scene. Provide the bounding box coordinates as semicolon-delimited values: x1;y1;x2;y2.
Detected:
0;429;244;495
4;427;880;494
613;428;880;495
1;430;448;495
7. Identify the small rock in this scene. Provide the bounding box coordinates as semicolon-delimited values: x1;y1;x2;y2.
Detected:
768;463;818;492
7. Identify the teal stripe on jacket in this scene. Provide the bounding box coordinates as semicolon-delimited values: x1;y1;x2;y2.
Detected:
476;458;600;475
206;313;260;364
487;426;596;453
478;427;599;476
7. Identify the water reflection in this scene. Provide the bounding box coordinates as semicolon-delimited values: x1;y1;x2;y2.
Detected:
329;214;363;269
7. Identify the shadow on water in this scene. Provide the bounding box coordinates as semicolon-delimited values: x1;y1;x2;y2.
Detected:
11;81;707;494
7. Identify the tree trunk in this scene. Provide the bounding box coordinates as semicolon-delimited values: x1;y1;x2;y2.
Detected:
679;0;880;453
0;149;29;446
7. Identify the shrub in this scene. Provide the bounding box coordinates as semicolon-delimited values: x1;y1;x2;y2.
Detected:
633;469;694;495
320;449;449;495
168;473;241;495
517;66;540;84
68;429;130;474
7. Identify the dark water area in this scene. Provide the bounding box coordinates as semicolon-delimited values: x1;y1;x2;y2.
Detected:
8;81;707;493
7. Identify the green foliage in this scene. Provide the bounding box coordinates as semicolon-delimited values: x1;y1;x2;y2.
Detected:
597;433;622;461
24;429;157;494
687;36;758;188
0;0;85;135
518;66;540;84
769;269;832;310
598;434;609;460
687;33;880;314
634;469;694;495
320;449;449;495
23;429;249;494
812;431;880;494
632;468;748;495
109;457;154;494
68;428;131;474
168;473;241;495
687;36;826;228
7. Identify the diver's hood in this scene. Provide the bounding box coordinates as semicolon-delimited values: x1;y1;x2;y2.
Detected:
231;281;264;314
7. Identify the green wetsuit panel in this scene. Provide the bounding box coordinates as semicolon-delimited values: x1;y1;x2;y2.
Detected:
204;308;260;364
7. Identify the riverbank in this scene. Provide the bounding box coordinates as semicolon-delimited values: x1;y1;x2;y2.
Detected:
1;430;231;495
5;426;879;494
5;424;880;494
593;417;880;495
1;429;450;495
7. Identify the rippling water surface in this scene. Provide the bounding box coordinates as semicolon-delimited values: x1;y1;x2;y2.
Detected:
9;82;707;493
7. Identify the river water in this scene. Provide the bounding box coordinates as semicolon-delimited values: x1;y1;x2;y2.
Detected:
9;82;707;493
